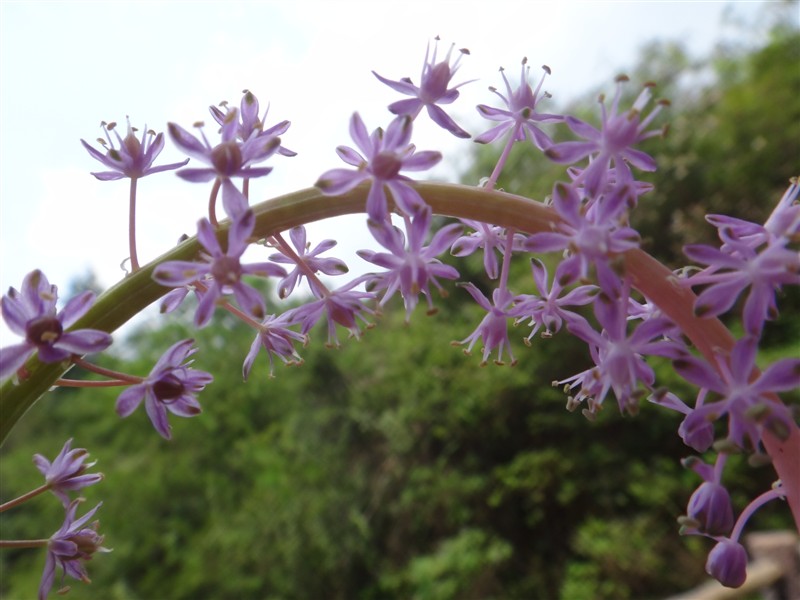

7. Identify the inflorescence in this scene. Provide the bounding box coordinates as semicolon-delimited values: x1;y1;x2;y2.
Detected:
1;36;798;597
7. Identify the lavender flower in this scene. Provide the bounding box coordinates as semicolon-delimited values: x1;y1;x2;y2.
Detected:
564;289;685;416
1;270;112;381
315;113;442;221
546;77;667;197
80;118;188;181
705;539;748;588
115;339;212;439
373;37;472;138
451;220;522;280
475;59;562;148
33;439;103;507
455;285;518;366
523;182;640;288
357;206;462;320
153;210;286;328
672;336;800;452
513;258;597;341
242;312;306;380
648;388;716;452
269;226;349;299
290;283;376;348
209;89;296;157
38;499;109;600
168;110;281;218
683;233;800;335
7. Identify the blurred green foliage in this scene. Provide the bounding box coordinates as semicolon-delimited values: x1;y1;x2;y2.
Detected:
1;14;798;600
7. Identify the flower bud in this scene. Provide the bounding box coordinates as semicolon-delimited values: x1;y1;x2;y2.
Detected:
687;482;734;536
705;540;747;588
679;411;715;452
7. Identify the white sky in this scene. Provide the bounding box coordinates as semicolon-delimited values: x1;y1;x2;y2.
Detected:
0;0;781;346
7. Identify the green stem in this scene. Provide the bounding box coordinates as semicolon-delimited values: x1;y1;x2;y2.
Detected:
1;182;797;528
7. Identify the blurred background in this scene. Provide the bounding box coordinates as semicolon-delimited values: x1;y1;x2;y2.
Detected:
1;1;798;598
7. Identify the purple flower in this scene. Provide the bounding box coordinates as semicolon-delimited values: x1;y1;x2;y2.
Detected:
81;118;188;181
373;37;472;138
564;288;685;416
673;336;800;452
475;59;563;149
115;339;212;439
315;113;442;221
209;89;296;156
153;210;286;328
455;285;518;366
683;235;800;335
513;258;597;341
38;499;109;600
546;77;667;197
705;539;748;588
269;226;349;299
168;110;281;218
451;220;523;280
290;283;376;348
357;206;461;320
1;270;113;381
523;182;640;287
33;439;103;507
242;312;306;380
763;178;800;241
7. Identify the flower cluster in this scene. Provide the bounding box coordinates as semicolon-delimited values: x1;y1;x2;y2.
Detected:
1;38;798;599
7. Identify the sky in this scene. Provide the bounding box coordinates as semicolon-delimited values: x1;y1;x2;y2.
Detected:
0;0;784;346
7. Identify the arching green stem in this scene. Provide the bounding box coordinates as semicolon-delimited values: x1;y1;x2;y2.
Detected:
1;182;796;528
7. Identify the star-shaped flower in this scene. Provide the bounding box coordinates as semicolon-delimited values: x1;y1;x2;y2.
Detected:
316;113;442;221
33;439;103;506
475;59;563;149
38;499;109;600
153;210;286;328
115;339;213;439
1;270;112;381
357;206;461;320
81;118;188;181
545;77;667;197
373;37;472;138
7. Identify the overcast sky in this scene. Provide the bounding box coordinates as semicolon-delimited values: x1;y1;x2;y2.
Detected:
0;1;783;346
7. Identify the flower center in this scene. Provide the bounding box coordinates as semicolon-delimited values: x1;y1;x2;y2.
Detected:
152;373;185;401
371;152;402;180
211;142;243;176
420;62;451;102
26;315;62;346
211;255;242;286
